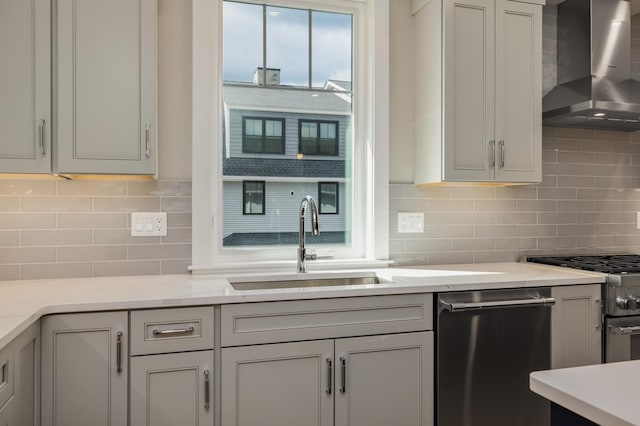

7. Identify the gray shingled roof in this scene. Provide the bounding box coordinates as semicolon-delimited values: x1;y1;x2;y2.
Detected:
223;84;351;113
223;157;344;178
223;231;347;246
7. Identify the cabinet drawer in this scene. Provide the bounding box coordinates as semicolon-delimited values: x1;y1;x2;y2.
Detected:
221;294;433;346
130;307;214;356
0;343;13;412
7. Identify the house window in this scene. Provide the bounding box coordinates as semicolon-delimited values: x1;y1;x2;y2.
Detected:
318;182;338;214
243;181;265;215
191;0;389;271
243;117;285;154
299;120;339;156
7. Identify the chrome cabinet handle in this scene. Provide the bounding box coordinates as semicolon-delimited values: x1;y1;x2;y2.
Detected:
441;297;556;312
339;357;346;394
204;369;210;410
145;123;151;158
152;326;195;336
38;119;46;156
489;140;496;168
498;140;505;168
116;331;123;373
325;358;332;395
609;325;640;335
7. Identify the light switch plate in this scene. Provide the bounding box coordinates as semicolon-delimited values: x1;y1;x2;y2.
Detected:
131;212;167;236
637;212;640;230
398;212;424;233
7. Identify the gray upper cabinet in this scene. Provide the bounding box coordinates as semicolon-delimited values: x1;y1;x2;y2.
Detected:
0;0;51;173
413;0;542;185
55;0;156;175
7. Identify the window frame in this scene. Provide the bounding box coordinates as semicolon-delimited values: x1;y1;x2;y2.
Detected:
242;117;286;154
298;119;339;156
318;181;339;214
191;0;390;273
242;180;266;215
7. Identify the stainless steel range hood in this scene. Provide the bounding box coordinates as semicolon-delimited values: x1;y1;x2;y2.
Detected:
542;0;640;131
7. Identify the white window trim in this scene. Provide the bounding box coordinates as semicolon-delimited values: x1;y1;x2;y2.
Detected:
190;0;389;275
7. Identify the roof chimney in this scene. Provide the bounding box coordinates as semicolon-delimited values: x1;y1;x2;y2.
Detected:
253;68;281;86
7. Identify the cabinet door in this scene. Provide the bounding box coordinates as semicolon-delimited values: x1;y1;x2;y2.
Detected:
443;0;495;182
0;397;13;426
12;322;39;426
0;0;51;173
56;0;156;174
131;350;214;426
41;312;127;426
222;340;334;426
494;0;541;183
551;285;602;368
334;332;434;426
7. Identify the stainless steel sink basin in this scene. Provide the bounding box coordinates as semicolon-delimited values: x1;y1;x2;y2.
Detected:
229;273;390;290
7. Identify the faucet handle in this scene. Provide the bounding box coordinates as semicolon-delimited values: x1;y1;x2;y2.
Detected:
305;252;318;261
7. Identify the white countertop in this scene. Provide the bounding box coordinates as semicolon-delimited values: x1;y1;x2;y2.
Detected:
0;262;605;349
530;361;640;426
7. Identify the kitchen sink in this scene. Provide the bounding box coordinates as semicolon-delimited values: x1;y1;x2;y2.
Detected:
229;273;391;290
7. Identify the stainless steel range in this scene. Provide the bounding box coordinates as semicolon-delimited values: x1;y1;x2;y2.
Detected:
527;254;640;362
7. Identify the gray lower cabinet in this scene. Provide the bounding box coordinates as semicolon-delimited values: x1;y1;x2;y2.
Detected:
130;350;214;426
41;312;128;426
551;284;602;368
0;399;12;426
222;331;434;426
222;339;334;426
334;332;433;426
12;322;40;426
0;321;40;426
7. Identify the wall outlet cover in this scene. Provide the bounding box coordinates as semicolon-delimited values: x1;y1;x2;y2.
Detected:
398;212;424;233
131;212;168;236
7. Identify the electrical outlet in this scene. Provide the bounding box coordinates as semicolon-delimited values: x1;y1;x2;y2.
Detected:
398;212;424;233
131;212;167;236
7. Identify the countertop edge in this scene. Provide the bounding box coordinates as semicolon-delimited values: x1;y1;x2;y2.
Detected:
530;370;634;426
0;262;606;349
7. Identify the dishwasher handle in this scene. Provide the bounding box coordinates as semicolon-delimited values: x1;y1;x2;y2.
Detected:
441;297;556;312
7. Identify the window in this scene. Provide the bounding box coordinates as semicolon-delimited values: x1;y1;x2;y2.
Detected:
299;120;339;156
243;181;265;214
191;0;389;271
243;117;285;154
318;182;338;214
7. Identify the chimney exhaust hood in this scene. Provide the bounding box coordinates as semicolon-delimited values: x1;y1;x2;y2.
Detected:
542;0;640;131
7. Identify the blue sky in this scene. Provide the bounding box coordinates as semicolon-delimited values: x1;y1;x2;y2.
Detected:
223;1;352;87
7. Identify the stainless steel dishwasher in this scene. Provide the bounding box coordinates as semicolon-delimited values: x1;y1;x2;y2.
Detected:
437;287;555;426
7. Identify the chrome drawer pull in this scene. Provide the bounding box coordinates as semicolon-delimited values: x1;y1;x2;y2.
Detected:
116;331;123;373
339;357;346;394
325;358;332;395
609;325;640;335
145;123;151;158
442;297;556;312
152;325;195;336
204;369;210;410
38;119;46;156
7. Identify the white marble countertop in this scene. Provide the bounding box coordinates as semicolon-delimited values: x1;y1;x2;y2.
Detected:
0;262;605;349
530;360;640;426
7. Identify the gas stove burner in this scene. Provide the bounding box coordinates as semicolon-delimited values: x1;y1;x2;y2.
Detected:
527;254;640;274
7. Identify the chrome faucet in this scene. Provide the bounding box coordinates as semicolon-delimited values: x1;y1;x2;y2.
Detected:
298;195;320;273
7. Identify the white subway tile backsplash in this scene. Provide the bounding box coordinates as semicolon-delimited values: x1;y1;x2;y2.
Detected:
21;230;92;246
0;180;192;280
20;263;93;280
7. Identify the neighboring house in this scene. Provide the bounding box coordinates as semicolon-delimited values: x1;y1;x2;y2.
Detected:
221;71;352;247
